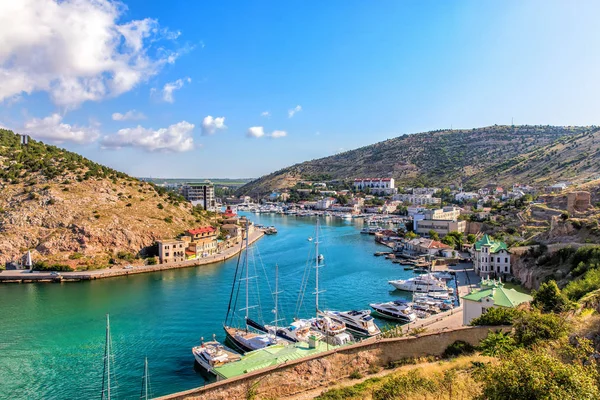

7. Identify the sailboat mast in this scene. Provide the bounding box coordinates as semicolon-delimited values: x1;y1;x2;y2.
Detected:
140;357;149;400
315;218;319;316
245;221;250;323
102;314;111;400
274;264;279;332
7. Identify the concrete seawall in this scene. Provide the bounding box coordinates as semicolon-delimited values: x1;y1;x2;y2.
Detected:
157;325;510;400
0;231;265;283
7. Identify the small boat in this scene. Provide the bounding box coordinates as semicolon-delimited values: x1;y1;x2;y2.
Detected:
309;315;354;345
321;310;381;338
370;301;417;323
403;265;414;270
318;254;324;262
389;274;448;293
308;237;313;242
192;336;242;374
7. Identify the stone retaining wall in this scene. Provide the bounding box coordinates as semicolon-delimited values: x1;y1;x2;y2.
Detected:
157;325;508;400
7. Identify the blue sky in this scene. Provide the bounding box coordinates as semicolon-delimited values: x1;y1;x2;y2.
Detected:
1;0;599;178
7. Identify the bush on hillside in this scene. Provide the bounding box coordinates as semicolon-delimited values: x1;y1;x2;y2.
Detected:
513;310;569;348
443;341;475;358
470;307;520;326
532;280;576;313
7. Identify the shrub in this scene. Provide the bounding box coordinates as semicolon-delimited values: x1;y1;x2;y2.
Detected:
68;252;84;260
32;261;74;272
349;370;363;379
443;340;475;358
513;310;569;348
476;348;599;399
479;330;516;356
532;280;576;313
157;203;164;210
116;251;135;262
470;307;519;326
126;203;132;207
564;268;600;300
164;216;173;223
146;256;157;265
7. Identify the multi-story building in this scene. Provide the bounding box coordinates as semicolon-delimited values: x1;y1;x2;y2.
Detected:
415;219;466;236
315;197;336;210
353;178;397;195
392;193;441;206
472;234;511;277
157;239;186;264
184;226;218;258
423;206;461;221
181;181;217;211
454;192;479;202
412;187;440;196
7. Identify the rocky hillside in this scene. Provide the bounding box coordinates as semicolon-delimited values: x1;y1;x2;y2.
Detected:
0;129;207;269
239;125;598;196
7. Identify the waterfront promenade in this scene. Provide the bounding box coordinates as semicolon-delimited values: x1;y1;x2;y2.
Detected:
0;230;265;283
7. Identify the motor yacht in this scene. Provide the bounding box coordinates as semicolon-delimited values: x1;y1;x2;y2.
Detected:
321;310;381;338
192;337;242;375
388;274;448;292
369;301;417;323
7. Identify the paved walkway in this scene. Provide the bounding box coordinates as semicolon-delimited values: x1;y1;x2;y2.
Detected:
0;230;265;283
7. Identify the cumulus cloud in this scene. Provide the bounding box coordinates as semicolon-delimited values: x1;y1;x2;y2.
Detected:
261;111;271;117
270;130;287;138
101;121;195;152
112;110;146;121
288;105;302;118
247;126;265;138
21;114;100;144
160;77;191;103
0;0;182;108
201;116;226;135
246;126;287;139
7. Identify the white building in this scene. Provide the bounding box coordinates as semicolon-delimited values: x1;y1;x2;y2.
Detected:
455;192;479;202
181;181;216;211
315;197;336;210
412;187;441;196
392;193;442;206
472;234;511;277
462;279;532;325
353;178;397;195
423;206;461;221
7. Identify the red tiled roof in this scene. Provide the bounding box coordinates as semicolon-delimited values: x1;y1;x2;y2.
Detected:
187;226;216;235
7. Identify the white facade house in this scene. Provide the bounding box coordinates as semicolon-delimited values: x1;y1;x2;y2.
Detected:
462;279;533;325
392;193;441;206
315;197;336;210
454;192;479;202
473;234;511;277
353;178;397;195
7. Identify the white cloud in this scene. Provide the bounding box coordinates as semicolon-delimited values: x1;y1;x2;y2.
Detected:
0;0;181;108
247;126;265;138
288;105;302;118
21;113;99;144
160;77;191;103
101;121;195;152
247;126;287;139
261;111;271;117
270;130;287;139
112;110;146;121
201;116;226;135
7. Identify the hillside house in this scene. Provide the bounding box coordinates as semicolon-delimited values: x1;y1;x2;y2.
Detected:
353;178;398;195
157;239;186;264
462;279;532;325
472;234;511;277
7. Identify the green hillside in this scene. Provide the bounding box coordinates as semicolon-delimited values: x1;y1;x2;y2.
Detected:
238;125;599;196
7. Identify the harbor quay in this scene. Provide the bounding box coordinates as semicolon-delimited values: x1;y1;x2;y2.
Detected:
0;230;265;283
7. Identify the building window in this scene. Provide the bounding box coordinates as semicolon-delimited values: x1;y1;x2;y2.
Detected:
505;266;509;273
166;253;170;257
505;257;508;263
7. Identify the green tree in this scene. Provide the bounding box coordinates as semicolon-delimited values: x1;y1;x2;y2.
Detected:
479;330;516;356
470;307;519;326
466;233;477;244
532;280;575;313
428;229;440;241
513;310;569;347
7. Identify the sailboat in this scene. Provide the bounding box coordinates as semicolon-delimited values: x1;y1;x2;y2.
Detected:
223;222;289;354
306;218;353;345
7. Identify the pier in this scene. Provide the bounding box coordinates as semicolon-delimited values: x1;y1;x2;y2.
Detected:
0;230;265;284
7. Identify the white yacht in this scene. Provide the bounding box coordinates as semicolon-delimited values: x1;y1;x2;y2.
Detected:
192;337;242;374
389;274;448;293
370;301;417;323
321;310;381;338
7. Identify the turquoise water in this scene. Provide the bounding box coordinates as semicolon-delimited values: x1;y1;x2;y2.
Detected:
0;214;416;399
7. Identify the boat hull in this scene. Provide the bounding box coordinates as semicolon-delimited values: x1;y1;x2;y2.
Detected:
370;305;416;323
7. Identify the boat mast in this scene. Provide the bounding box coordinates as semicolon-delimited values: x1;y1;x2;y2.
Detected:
274;264;281;332
245;221;250;326
140;357;149;400
102;314;112;400
314;218;325;316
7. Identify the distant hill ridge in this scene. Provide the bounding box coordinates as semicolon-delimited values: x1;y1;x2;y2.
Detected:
0;129;206;267
238;125;600;196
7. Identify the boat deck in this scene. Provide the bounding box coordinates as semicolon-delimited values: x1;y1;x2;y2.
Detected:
213;340;337;380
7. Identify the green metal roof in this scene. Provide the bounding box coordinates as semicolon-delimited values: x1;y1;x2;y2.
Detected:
474;234;509;253
213;340;338;379
462;281;533;308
